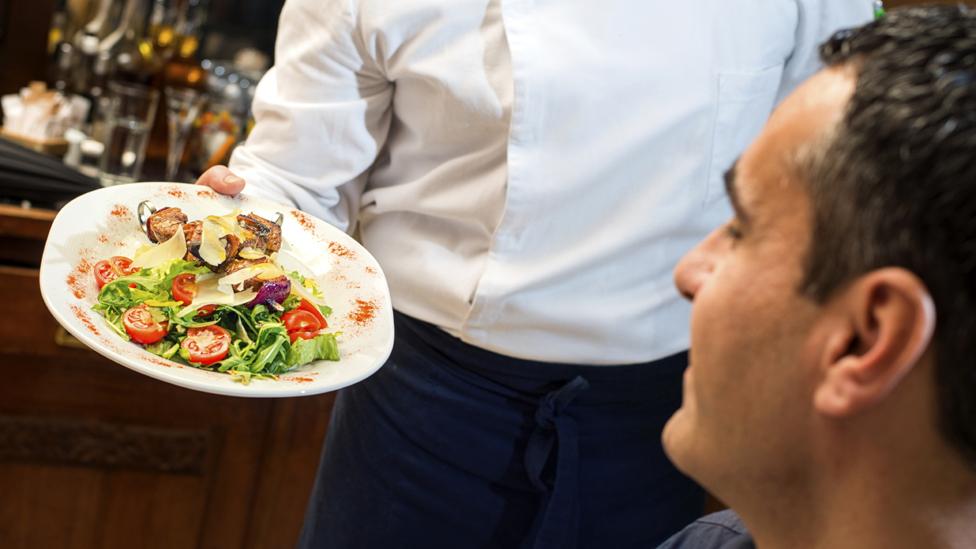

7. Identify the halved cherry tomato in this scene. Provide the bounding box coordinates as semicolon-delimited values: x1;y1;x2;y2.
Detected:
171;274;215;317
195;304;217;318
296;299;328;328
282;309;321;333
122;304;169;344
171;273;198;306
282;300;329;343
289;330;320;344
181;325;231;365
93;256;137;289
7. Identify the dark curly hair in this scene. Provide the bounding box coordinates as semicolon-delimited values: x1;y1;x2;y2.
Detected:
798;6;976;466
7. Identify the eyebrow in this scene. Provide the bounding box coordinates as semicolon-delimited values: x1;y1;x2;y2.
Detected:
724;160;751;225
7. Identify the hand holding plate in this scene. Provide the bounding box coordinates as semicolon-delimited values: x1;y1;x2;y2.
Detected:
196;165;246;196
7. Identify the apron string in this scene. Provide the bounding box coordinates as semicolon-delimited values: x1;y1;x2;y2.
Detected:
525;375;590;549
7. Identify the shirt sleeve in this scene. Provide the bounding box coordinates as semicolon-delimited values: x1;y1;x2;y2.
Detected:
228;0;394;234
776;0;875;102
657;510;755;549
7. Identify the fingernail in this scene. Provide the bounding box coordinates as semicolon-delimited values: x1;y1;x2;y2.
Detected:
223;174;243;185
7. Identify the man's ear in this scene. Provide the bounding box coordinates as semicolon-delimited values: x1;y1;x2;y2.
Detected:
813;268;936;418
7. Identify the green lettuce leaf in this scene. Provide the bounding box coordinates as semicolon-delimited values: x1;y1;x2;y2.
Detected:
286;332;340;367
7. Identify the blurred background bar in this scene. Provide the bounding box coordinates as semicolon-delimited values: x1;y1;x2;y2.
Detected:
0;0;284;207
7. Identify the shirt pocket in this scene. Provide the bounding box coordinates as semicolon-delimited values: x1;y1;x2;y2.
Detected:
705;64;784;205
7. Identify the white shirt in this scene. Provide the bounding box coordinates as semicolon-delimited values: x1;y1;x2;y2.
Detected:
230;0;873;365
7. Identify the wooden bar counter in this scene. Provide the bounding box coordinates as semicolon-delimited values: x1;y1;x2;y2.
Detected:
0;204;333;548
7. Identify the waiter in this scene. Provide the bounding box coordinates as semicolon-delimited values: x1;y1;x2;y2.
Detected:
198;1;873;547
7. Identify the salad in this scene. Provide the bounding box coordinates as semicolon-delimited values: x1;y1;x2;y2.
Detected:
90;206;340;384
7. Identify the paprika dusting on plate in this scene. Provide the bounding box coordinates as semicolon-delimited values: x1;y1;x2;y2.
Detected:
66;273;85;299
75;258;92;275
144;356;175;368
329;241;356;259
70;304;99;335
110;205;131;220
67;258;92;299
291;210;315;231
348;299;377;325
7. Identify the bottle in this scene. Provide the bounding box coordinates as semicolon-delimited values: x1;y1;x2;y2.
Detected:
47;0;76;92
72;32;100;98
99;0;141;59
145;0;209;172
113;0;153;84
50;42;75;93
142;0;179;76
164;0;208;90
47;8;68;56
88;52;113;142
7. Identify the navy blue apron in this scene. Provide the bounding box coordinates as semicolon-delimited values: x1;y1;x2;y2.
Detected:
298;311;702;549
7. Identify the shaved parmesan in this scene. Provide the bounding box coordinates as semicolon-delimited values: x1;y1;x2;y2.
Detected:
132;226;187;268
199;220;227;266
206;210;243;237
177;277;257;317
255;263;285;280
218;266;263;289
216;262;282;290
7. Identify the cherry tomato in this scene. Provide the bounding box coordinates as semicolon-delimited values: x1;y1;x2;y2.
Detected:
170;274;215;317
195;304;217;318
283;300;329;343
171;273;198;305
180;325;231;365
112;256;137;275
289;330;320;344
93;256;137;289
282;309;321;334
122;304;169;344
297;299;328;328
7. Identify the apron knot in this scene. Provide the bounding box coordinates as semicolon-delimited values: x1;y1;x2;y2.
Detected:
524;375;590;549
534;375;590;430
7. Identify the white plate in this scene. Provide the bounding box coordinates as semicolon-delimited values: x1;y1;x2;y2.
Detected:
39;182;394;398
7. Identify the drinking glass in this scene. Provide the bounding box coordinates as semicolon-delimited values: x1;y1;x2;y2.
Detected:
98;81;159;186
164;86;206;182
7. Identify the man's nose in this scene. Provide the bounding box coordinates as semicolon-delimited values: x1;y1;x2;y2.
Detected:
673;243;713;301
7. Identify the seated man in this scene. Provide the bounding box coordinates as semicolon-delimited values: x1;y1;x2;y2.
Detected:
659;6;976;549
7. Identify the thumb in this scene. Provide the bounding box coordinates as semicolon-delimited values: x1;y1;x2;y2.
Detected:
196;165;246;196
